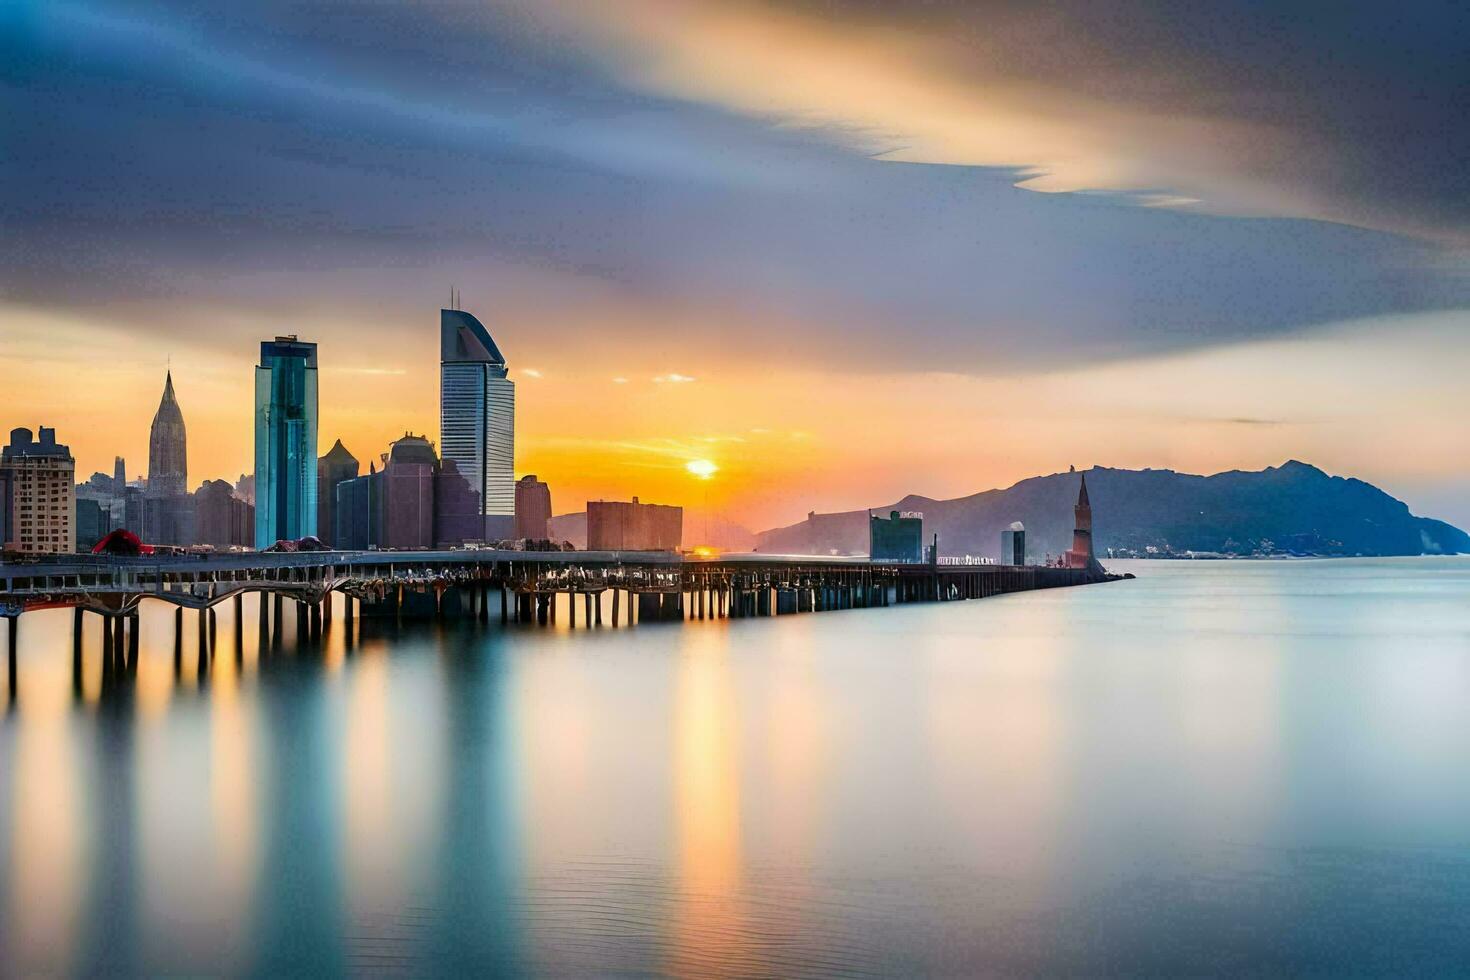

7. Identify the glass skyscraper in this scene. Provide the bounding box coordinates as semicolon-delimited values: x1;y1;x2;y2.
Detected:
438;308;515;544
254;336;318;549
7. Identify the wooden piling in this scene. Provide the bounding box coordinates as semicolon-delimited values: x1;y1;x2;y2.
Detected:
102;614;115;683
72;608;83;685
128;612;140;673
6;616;16;700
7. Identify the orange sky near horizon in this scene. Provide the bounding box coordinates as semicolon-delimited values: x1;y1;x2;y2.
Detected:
3;303;1467;532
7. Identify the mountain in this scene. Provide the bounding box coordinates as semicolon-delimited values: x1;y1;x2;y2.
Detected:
754;462;1469;559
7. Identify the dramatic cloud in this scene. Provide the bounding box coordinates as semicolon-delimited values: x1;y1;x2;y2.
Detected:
530;0;1470;242
3;0;1466;374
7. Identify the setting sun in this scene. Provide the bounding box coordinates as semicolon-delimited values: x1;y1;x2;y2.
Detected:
685;459;718;480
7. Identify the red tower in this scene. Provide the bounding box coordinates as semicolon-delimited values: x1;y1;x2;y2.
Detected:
1064;473;1095;569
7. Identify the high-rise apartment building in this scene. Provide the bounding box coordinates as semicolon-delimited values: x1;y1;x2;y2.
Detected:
254;336;319;549
514;474;552;540
439;308;515;544
1;426;76;554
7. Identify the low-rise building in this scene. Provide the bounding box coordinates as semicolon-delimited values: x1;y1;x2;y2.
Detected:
1000;521;1026;566
587;497;682;551
869;510;924;563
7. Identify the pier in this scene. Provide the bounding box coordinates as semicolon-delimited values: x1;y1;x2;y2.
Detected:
1;549;1115;689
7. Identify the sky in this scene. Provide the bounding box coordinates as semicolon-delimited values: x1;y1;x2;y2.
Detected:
3;0;1468;531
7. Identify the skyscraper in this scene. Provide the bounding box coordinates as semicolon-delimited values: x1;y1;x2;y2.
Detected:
146;370;193;545
439;308;515;543
254;336;319;549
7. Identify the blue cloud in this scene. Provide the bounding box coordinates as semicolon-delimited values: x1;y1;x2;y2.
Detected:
2;0;1465;372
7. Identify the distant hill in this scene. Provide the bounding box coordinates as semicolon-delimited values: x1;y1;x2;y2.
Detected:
754;462;1470;560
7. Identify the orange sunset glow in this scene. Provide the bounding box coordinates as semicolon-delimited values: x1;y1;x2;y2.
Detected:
4;302;1466;534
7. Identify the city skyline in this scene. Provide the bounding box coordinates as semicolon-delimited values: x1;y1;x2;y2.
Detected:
9;316;1467;536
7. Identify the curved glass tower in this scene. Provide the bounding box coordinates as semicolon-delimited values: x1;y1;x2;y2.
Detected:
254;336;318;549
439;308;515;544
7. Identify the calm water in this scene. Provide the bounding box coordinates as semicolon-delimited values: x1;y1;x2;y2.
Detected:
3;558;1470;976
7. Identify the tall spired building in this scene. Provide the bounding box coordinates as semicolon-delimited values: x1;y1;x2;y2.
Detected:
254;336;319;549
438;307;515;543
144;370;193;545
147;371;187;496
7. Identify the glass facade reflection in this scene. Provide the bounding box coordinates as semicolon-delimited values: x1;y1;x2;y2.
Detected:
254;337;318;549
439;309;515;543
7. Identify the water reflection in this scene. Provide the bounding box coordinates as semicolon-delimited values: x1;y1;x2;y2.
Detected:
250;633;348;974
669;630;754;977
426;629;524;974
2;667;87;974
69;692;137;975
1;560;1470;975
